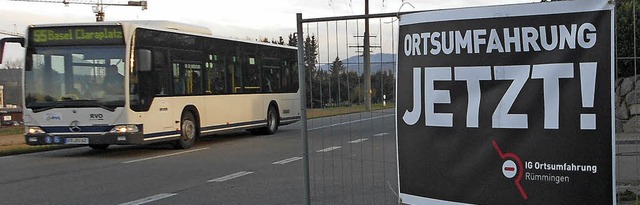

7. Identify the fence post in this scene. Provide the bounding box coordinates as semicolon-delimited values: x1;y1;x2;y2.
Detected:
297;13;311;205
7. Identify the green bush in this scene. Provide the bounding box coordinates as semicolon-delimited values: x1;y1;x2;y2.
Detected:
619;190;640;204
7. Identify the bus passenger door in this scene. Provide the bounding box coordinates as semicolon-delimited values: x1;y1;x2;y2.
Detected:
133;48;174;132
135;79;173;132
156;99;173;130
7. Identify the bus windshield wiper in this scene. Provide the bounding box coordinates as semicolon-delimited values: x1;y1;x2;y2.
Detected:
66;100;117;112
30;104;64;113
30;100;117;112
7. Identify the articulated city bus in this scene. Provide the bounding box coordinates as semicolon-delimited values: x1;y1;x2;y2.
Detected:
0;21;300;149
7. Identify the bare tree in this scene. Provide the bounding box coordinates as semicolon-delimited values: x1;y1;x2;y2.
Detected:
3;59;24;69
271;36;285;45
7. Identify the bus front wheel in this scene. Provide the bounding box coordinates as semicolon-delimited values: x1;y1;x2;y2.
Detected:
174;112;197;149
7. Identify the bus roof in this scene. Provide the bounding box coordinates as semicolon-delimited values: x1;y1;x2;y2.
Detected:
28;20;297;50
30;20;212;36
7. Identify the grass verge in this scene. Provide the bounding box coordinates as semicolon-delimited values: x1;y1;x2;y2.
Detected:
307;103;394;119
0;126;24;136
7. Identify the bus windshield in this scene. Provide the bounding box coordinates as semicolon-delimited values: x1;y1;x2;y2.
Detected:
25;46;126;112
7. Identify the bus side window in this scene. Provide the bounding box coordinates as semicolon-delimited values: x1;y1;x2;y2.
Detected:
207;54;226;94
282;61;290;92
263;77;272;92
232;56;242;93
290;60;299;92
189;67;202;94
173;63;185;95
205;54;214;94
244;56;259;93
261;57;279;93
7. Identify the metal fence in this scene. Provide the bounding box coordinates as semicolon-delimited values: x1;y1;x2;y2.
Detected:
615;1;640;204
297;12;400;205
297;1;640;204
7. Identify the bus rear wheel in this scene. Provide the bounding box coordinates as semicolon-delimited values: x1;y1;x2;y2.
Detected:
174;112;197;149
265;106;279;134
251;106;279;135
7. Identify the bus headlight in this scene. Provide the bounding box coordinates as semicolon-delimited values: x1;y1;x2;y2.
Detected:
110;125;139;133
27;127;45;134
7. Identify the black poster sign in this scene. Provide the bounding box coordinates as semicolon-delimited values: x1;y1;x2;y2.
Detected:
396;1;614;204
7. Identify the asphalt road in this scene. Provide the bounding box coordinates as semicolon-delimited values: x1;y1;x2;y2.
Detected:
0;109;398;205
2;108;635;204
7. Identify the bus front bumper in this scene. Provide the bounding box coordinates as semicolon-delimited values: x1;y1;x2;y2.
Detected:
25;132;145;146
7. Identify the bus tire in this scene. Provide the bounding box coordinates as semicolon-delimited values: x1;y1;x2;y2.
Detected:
89;144;109;150
174;111;197;149
263;106;279;135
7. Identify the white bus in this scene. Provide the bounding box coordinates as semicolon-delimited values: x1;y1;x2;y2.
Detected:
0;21;300;149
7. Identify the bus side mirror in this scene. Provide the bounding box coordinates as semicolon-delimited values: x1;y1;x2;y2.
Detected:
0;37;25;64
136;49;152;72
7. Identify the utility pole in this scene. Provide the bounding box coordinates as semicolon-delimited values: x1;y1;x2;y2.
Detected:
363;0;372;111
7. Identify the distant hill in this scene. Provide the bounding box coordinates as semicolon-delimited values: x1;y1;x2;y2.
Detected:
318;53;396;75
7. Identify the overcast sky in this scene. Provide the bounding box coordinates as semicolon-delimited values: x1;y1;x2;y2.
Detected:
0;0;537;63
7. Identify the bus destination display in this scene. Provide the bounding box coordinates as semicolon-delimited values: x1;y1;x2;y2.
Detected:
29;26;124;46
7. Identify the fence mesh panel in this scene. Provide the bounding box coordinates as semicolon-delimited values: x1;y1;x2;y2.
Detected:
298;1;640;203
615;1;640;204
300;15;399;204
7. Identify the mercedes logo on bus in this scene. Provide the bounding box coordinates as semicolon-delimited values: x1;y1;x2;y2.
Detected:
69;121;82;133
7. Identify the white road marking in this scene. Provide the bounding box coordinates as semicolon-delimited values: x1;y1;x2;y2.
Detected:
316;146;341;153
308;114;394;131
207;171;254;183
373;132;389;137
118;193;177;205
348;138;369;144
272;157;303;165
122;148;209;164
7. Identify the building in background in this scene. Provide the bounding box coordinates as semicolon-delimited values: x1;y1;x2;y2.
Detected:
0;85;4;108
0;85;22;126
0;107;22;126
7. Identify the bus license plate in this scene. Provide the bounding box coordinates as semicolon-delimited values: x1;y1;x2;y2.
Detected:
65;138;89;145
